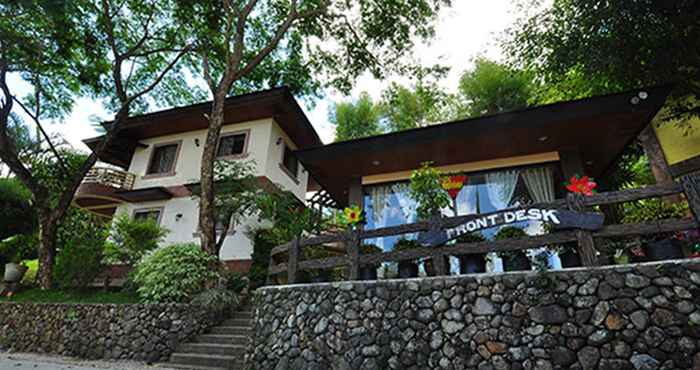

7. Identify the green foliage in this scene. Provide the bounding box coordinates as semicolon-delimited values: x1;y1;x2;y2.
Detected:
360;244;383;254
494;226;528;260
257;190;324;242
458;58;533;117
455;232;486;244
505;0;699;124
21;259;38;286
247;228;282;289
622;199;689;224
54;210;107;289
0;178;36;240
104;214;169;265
223;272;249;294
0;288;138;304
0;234;38;263
393;238;422;251
409;162;451;220
190;289;240;313
330;92;383;142
133;243;220;303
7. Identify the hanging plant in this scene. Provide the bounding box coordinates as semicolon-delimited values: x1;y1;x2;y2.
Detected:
565;175;597;196
342;205;364;228
441;175;467;200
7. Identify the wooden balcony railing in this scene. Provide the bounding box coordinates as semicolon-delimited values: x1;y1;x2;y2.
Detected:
83;167;135;190
268;173;700;284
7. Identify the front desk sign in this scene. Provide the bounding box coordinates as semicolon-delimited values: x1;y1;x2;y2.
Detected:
419;208;605;247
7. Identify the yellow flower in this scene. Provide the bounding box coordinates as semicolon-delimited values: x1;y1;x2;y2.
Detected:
343;205;363;225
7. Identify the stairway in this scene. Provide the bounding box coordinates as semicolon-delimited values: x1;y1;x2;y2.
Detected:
164;304;254;370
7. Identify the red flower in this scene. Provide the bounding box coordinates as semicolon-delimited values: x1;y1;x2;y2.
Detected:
566;175;597;196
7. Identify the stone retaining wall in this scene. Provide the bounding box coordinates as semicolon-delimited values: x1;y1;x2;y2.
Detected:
0;302;222;361
249;260;700;370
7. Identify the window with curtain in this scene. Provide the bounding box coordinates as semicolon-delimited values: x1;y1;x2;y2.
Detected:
147;143;179;175
217;133;247;157
282;145;299;178
133;208;162;224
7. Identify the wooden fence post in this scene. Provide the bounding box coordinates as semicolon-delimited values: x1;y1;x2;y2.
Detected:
681;173;700;223
566;193;599;267
346;230;360;281
430;216;448;275
287;237;300;284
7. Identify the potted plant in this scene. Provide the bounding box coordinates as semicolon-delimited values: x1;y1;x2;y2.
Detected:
622;199;687;261
495;227;531;271
393;239;421;278
453;232;487;274
1;234;36;283
359;244;382;280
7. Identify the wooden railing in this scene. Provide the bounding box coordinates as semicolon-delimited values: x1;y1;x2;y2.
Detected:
267;174;700;284
83;167;135;190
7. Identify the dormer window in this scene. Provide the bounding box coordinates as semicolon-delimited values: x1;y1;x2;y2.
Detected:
217;131;249;158
146;141;180;176
281;145;299;179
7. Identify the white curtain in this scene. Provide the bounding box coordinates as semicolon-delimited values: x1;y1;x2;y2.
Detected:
391;183;416;223
369;185;392;224
484;170;520;209
455;183;478;216
522;167;555;203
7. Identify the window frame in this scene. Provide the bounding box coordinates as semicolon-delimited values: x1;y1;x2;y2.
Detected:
143;140;182;178
215;129;250;159
279;143;300;184
132;207;164;225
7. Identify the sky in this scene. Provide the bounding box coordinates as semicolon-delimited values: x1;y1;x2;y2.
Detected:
9;1;525;151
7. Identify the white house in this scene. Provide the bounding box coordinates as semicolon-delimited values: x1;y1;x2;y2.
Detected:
74;88;322;272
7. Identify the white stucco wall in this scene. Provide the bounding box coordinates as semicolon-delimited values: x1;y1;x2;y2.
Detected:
114;117;308;262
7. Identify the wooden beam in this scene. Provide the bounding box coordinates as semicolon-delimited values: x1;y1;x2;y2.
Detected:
681;172;700;223
287;237;300;284
567;193;598;267
559;149;585;179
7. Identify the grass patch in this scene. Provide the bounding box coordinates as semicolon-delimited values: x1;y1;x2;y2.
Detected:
0;288;139;304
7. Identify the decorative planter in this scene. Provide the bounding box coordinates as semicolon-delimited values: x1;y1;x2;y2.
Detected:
457;254;486;274
359;266;378;281
645;238;684;261
398;261;419;279
3;263;28;283
559;249;581;268
424;256;451;277
502;252;531;272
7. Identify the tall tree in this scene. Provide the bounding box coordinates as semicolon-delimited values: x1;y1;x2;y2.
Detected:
173;0;451;257
458;57;533;117
0;0;194;288
382;65;454;131
330;92;383;142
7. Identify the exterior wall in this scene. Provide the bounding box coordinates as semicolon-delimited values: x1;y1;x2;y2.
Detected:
248;259;700;370
0;302;223;362
654;117;700;166
264;120;309;200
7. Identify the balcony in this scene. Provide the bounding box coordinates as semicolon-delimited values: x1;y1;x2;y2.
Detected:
74;167;136;217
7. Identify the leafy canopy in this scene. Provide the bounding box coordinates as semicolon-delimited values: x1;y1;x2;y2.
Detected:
330;92;383;142
104;214;169;265
458;58;533;117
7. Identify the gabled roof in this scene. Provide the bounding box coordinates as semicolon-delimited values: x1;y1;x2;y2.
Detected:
296;85;673;206
84;87;322;168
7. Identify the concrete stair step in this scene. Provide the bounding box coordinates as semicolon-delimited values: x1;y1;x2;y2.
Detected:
195;334;250;345
210;326;252;335
178;343;246;356
161;363;227;370
220;318;252;327
169;353;240;369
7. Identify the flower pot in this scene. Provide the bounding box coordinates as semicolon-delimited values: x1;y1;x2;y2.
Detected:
645;238;684;261
398;261;419;279
359;266;378;281
457;254;486;274
4;263;28;283
559;249;581;268
502;252;531;272
424;256;451;277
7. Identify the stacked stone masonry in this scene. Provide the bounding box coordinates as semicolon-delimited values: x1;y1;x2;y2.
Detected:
0;303;222;362
249;260;700;370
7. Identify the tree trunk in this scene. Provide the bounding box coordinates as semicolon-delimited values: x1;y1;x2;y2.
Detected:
36;212;58;290
199;90;228;257
638;125;681;202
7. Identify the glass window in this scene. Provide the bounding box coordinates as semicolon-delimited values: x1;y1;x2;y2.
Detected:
147;143;178;175
217;133;247;157
133;209;161;223
282;145;298;177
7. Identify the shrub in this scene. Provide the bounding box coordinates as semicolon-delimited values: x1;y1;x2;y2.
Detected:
247;228;282;289
494;226;528;260
0;178;36;240
191;288;240;313
360;244;383;254
455;232;486;244
54;209;108;289
104;214;169;265
133;243;220;303
0;234;38;263
393;238;422;251
224;272;248;294
622;199;689;224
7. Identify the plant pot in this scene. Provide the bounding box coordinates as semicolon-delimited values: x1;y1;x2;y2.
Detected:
359;266;378;281
398;261;419;279
424;256;451;277
645;238;684;261
4;263;28;283
457;254;486;274
502;252;531;272
559;249;581;268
